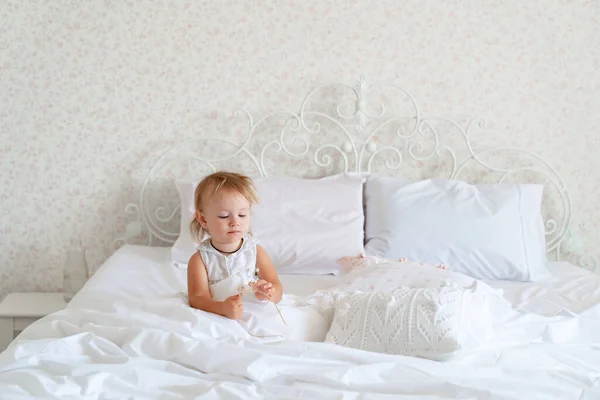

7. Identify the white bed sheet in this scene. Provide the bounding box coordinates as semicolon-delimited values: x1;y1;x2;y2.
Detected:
1;245;599;399
486;262;600;316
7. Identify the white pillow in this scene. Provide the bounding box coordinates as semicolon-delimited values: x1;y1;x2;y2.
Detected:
171;179;201;268
364;177;550;281
325;287;484;361
171;174;366;275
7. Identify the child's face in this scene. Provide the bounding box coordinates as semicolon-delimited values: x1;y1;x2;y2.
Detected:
197;191;250;246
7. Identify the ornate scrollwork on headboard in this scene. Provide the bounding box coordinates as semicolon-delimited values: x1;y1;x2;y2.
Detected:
113;77;597;272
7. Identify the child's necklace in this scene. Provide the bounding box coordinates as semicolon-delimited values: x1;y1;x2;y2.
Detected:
211;239;243;255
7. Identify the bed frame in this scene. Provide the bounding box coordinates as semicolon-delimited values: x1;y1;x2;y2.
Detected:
113;77;597;272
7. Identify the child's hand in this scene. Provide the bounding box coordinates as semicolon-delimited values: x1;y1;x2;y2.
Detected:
220;294;244;319
251;279;273;301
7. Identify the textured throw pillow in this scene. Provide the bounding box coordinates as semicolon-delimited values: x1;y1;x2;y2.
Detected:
325;286;485;360
295;257;512;359
364;177;550;281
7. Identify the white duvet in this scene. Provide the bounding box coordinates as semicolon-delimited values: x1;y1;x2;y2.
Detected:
1;245;600;399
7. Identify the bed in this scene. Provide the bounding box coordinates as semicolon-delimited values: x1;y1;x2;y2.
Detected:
1;78;599;399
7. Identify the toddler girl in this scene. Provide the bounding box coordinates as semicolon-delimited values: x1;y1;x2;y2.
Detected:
187;171;283;320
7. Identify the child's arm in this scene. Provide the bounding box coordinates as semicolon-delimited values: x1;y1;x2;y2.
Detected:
254;245;283;303
187;252;243;319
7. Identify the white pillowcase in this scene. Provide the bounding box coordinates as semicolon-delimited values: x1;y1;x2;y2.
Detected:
325;287;481;361
171;174;366;275
171;179;202;268
251;174;366;274
364;177;550;281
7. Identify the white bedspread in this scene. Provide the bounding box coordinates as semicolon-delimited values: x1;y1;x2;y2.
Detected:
1;245;599;399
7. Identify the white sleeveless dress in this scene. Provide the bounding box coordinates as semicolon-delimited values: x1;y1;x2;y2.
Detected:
197;235;258;302
196;235;327;341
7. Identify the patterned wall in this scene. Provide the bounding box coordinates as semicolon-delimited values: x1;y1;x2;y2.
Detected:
1;0;599;299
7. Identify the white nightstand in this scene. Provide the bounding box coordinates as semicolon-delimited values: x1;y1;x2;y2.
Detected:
0;292;67;351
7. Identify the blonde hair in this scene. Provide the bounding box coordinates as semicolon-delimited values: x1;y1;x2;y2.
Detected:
189;171;259;243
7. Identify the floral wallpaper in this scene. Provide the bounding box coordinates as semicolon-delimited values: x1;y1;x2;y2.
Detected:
1;0;599;300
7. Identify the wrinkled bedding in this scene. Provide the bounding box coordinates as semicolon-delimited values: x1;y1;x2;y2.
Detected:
0;245;599;399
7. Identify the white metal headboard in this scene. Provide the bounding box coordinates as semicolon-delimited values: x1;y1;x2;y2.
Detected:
114;77;597;271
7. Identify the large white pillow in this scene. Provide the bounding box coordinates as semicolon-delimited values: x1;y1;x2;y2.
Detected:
364;177;550;281
171;173;366;275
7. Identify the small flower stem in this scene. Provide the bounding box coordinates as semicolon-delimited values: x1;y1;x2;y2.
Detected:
255;290;287;326
238;285;287;326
